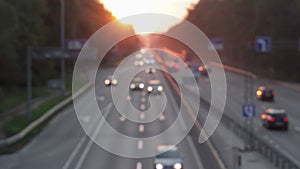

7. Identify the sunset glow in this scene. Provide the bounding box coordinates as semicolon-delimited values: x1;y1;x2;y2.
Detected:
98;0;200;34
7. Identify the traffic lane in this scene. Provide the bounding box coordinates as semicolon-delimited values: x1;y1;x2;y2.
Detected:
77;74;206;169
0;66;115;169
196;68;300;162
0;100;86;169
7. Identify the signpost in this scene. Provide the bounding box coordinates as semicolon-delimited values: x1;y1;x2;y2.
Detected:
242;104;256;118
256;36;271;53
66;39;86;50
209;38;224;51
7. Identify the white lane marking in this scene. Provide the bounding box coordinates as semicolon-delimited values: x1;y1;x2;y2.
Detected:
97;96;105;101
74;103;113;169
140;104;146;110
187;136;205;169
141;92;146;97
295;126;300;133
140;113;145;120
159;114;166;121
139;124;144;133
119;116;126;122
138;140;143;150
136;162;142;169
62;137;87;169
141;97;146;103
127;95;131;101
81;116;90;123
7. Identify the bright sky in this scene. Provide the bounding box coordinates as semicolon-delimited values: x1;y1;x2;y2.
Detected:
98;0;200;34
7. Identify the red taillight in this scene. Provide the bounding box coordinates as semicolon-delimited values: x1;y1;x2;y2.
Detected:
272;91;275;95
283;117;289;122
267;116;275;122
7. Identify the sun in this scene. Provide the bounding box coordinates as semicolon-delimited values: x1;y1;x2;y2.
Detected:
98;0;200;34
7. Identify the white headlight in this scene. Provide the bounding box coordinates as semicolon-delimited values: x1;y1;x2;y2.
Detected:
155;164;163;169
139;83;144;89
112;79;117;85
130;84;135;89
174;163;182;169
157;86;163;92
147;86;153;92
145;68;150;73
104;80;110;85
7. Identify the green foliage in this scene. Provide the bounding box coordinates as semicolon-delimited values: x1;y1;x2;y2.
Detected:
3;96;64;136
187;0;300;81
0;0;115;87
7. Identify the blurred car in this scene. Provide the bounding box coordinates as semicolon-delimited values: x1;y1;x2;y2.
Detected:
147;80;163;94
154;145;183;169
130;77;144;91
261;108;288;130
198;65;209;76
104;75;117;86
144;58;156;64
134;60;144;66
145;68;157;74
256;86;274;101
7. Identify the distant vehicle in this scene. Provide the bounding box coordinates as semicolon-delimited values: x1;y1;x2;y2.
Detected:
144;58;156;64
261;108;288;130
188;63;209;78
104;75;117;86
145;68;157;74
198;65;209;76
134;60;144;66
154;145;183;169
147;80;163;94
256;86;274;101
130;77;144;91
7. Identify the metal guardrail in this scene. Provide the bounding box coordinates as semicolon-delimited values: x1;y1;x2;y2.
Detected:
219;109;300;169
0;82;92;147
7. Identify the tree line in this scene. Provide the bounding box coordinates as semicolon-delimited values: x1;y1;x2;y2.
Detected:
186;0;300;81
0;0;115;87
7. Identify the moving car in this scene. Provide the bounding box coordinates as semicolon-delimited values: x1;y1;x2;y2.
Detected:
256;86;274;101
154;145;183;169
261;108;288;130
130;77;145;90
145;68;157;74
147;80;163;94
198;65;209;76
104;75;117;86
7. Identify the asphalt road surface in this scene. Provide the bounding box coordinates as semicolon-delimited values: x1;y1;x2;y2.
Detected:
0;51;225;169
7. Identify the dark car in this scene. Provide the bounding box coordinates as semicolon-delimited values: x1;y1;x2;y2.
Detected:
130;77;145;91
261;108;288;130
104;75;117;86
198;65;209;76
154;145;183;169
147;80;163;94
256;86;274;101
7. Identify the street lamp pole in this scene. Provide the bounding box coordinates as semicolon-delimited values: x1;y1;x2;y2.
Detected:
60;0;66;96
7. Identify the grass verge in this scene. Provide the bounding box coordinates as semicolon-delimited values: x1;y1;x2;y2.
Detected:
0;95;70;154
0;87;50;115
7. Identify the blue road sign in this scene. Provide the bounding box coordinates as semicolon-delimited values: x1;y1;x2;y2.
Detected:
242;104;256;118
193;65;200;77
256;37;271;52
209;38;224;51
66;39;87;50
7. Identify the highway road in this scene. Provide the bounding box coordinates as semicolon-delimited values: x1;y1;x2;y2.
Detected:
0;51;226;169
196;63;300;165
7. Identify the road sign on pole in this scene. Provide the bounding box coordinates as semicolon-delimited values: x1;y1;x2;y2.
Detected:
209;38;224;51
256;37;271;52
242;104;256;118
